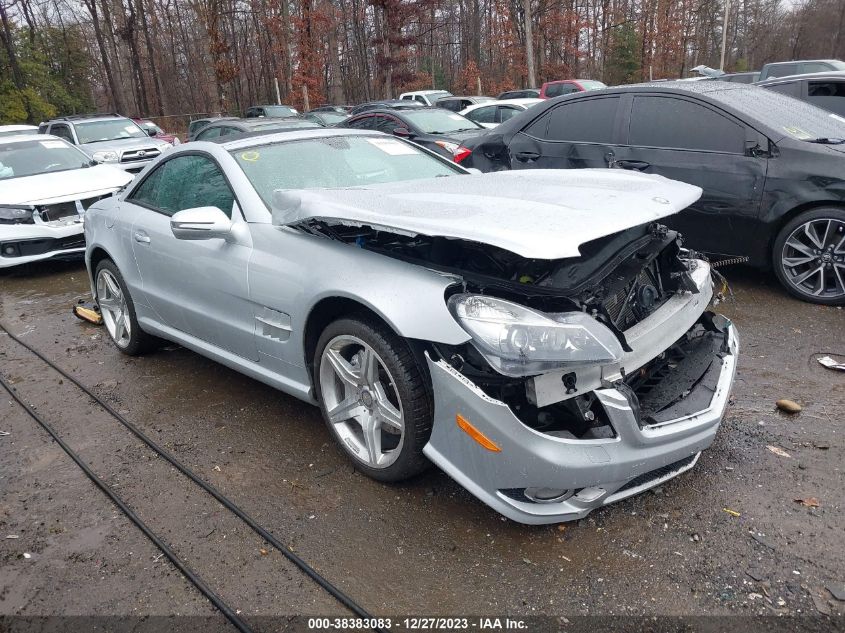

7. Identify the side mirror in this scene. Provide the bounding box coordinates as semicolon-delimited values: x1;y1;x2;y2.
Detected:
170;207;233;240
392;126;411;138
146;128;158;136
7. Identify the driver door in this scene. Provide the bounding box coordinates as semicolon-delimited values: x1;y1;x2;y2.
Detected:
125;153;258;360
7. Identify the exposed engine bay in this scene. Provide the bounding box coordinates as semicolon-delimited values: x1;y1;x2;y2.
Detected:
300;219;710;441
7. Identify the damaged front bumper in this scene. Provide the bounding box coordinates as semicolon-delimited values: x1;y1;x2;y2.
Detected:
423;264;739;524
0;218;85;268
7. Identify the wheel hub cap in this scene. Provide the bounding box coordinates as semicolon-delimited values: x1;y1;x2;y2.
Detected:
781;218;845;299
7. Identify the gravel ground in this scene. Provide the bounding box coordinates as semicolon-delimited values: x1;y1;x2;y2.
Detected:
0;260;843;632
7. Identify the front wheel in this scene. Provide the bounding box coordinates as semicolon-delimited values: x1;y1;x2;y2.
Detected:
95;260;157;355
772;207;845;305
314;316;432;482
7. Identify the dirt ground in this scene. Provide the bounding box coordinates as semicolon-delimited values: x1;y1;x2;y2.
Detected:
0;259;843;631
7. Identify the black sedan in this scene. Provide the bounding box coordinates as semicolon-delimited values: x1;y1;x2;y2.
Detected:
459;82;845;304
192;117;322;141
341;107;485;161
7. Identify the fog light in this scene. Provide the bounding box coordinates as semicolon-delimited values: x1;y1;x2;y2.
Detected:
2;244;19;257
523;487;573;504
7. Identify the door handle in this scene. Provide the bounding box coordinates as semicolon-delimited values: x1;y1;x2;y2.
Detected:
514;151;540;162
615;159;651;171
133;231;151;244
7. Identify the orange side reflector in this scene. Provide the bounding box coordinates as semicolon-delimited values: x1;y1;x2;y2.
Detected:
456;414;501;452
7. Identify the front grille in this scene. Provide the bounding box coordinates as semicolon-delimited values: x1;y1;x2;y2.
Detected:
603;259;667;331
615;454;697;494
38;201;79;222
120;148;161;163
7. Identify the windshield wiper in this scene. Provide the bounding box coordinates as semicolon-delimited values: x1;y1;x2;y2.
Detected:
83;138;116;144
806;137;845;145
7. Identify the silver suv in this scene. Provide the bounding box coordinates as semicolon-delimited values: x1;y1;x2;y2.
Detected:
38;114;172;173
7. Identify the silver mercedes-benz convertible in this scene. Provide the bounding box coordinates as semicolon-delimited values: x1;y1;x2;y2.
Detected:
84;128;739;524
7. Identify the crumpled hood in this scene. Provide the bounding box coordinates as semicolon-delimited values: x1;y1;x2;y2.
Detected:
0;164;133;205
272;169;702;259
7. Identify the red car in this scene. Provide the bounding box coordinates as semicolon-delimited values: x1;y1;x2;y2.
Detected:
539;79;607;99
132;118;180;145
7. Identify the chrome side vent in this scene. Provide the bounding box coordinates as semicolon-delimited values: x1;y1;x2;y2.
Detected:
256;307;292;342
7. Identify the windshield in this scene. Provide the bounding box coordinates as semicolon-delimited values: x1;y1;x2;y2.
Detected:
713;87;845;142
76;119;147;144
312;112;348;124
402;109;482;133
580;80;607;90
262;106;298;117
0;138;90;180
232;135;462;205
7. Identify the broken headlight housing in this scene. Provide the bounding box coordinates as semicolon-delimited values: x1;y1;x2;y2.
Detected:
0;206;35;225
448;294;623;377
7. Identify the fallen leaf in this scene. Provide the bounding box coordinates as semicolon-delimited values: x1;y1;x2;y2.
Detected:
766;445;791;458
556;524;567;532
794;497;820;508
259;548;268;556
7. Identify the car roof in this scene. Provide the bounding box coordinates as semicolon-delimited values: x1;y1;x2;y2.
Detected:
0;124;38;131
401;89;450;95
765;59;842;65
220;127;385;151
0;133;63;145
756;70;845;84
46;113;127;123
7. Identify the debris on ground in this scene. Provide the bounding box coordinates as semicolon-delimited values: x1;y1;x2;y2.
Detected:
812;593;833;615
775;399;802;413
5;534;19;539
72;299;103;325
827;583;845;601
22;553;31;559
259;548;268;556
766;445;791;458
723;508;741;517
817;355;845;372
794;497;820;508
0;431;9;437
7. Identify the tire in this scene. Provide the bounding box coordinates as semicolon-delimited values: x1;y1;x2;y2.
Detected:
772;207;845;306
94;260;157;355
314;315;432;482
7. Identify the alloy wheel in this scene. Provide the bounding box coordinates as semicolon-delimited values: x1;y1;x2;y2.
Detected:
97;268;132;348
318;335;405;469
781;218;845;300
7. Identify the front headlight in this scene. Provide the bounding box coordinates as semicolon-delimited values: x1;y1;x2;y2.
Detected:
448;294;623;377
92;150;119;163
0;206;35;225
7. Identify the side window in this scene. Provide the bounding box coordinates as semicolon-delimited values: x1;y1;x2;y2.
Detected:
768;63;798;78
372;115;399;134
497;106;522;122
766;82;801;98
545;84;573;98
196;126;222;140
437;100;457;112
38;123;48;134
540;96;620;143
51;124;74;143
802;62;832;74
401;95;413;101
467;106;496;124
345;116;373;130
807;81;845;116
628;96;745;153
414;96;427;105
129;155;235;218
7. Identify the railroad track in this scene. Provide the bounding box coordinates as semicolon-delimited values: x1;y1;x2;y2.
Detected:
0;321;385;633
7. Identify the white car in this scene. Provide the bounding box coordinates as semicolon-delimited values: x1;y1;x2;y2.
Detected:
0;124;38;138
0;134;132;268
460;98;544;128
398;89;453;106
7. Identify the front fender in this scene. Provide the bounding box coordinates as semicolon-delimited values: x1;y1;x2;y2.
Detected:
248;225;471;371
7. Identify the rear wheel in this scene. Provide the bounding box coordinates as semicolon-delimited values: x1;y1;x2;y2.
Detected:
772;207;845;305
314;316;432;482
